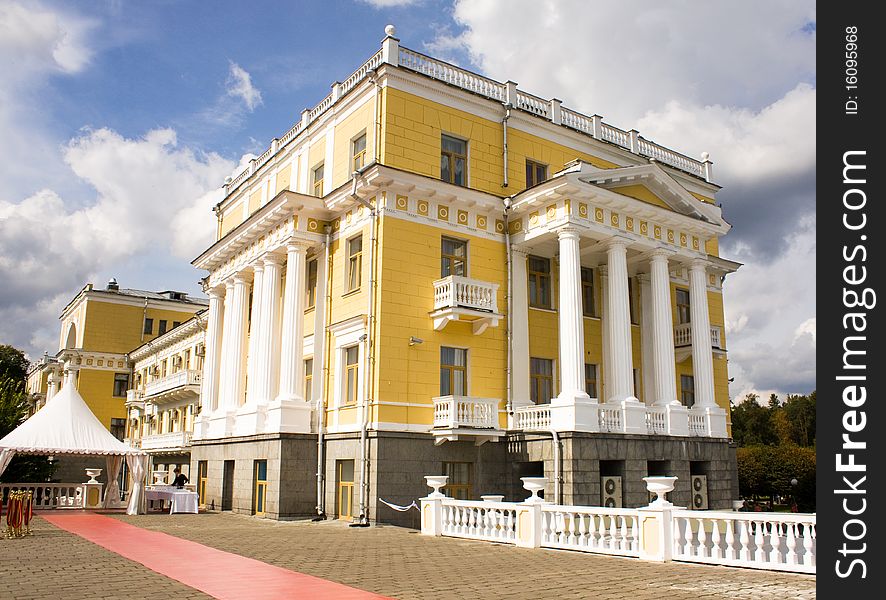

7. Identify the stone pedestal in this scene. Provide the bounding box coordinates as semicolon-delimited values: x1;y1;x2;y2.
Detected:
264;400;313;434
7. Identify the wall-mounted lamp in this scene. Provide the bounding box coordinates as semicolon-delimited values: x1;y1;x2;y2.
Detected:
408;336;424;346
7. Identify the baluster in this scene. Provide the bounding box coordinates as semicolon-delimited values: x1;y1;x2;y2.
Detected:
802;523;815;567
673;517;686;557
711;519;722;559
557;512;567;544
588;514;599;549
567;512;578;546
629;516;639;553
739;520;751;563
724;519;736;561
608;514;618;551
619;516;628;551
577;513;588;547
506;510;515;540
696;518;707;557
753;520;766;564
785;522;798;566
768;521;782;564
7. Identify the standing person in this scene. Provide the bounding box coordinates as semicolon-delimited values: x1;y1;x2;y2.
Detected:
172;467;189;488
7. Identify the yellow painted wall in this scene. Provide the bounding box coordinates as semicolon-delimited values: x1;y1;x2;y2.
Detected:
76;368;127;431
81;301;200;354
331;102;375;186
381;88;619;198
275;164;293;195
612;184;671;210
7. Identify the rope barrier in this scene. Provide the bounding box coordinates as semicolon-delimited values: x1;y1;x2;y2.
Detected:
4;490;34;538
378;498;418;512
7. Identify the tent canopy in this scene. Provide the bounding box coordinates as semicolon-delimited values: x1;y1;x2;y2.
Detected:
0;383;143;456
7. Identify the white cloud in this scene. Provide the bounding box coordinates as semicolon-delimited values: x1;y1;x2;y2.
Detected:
226;61;263;111
359;0;420;7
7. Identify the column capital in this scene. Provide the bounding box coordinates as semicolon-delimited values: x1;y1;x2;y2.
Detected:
250;261;265;274
224;278;236;290
555;226;582;241
285;240;311;253
648;247;676;262
232;271;251;285
604;235;631;250
636;272;651;284
208;285;226;299
689;258;709;272
511;245;530;258
263;252;285;267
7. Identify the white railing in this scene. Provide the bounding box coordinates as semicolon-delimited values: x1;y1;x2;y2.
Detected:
688;412;708;436
433;396;499;429
541;505;640;557
1;483;84;509
513;405;552;430
433;276;498;312
341;49;384;96
399;48;506;101
599;405;623;432
140;431;193;450
673;511;816;574
441;500;518;543
601;123;630;147
674;324;724;349
144;369;201;398
516;91;550;118
637;138;706;178
645;407;667;434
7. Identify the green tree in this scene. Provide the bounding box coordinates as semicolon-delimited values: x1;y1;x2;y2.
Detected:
0;345;29;383
783;392;816;447
736;445;815;512
0;377;56;483
730;393;778;446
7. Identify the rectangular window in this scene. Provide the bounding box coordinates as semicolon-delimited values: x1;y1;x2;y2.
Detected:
312;163;325;197
584;363;598;399
158;320;168;335
440;134;467;186
113;373;129;397
528;256;552;309
525;159;548;187
143;318;153;335
197;461;208;508
441;237;467;277
676;288;691;325
442;462;473;500
344;346;359;405
304;358;313;401
336;460;355;520
530;358;554;404
253;460;268;517
110;418;126;441
581;267;596;317
173;321;181;328
347;236;363;292
681;375;695;408
306;259;318;308
633;368;641;400
352;133;367;171
440;347;467;396
628;277;638;325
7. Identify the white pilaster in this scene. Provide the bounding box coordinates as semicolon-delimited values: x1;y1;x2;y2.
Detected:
638;273;654;404
226;273;250;409
46;370;62;402
245;264;265;404
650;250;679;406
269;243;312;433
510;247;531;408
689;260;716;408
312;247;329;406
600;266;611;402
215;280;235;413
554;228;590;403
259;254;284;403
195;286;225;440
605;238;635;404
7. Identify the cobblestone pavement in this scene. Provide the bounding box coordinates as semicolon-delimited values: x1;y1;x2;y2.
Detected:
108;512;815;600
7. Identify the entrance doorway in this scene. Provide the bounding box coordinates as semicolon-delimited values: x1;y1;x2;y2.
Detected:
222;460;234;511
336;460;354;520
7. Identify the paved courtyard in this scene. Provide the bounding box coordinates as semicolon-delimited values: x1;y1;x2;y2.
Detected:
2;511;815;599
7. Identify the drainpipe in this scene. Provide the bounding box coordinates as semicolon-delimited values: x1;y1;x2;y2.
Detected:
501;105;511;188
550;428;561;505
369;69;382;164
504;198;513;419
140;298;149;343
349;171;378;527
314;226;333;520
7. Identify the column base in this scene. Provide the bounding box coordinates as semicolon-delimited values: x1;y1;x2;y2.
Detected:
663;402;690;437
551;391;600;432
702;405;728;437
192;413;211;441
205;409;237;439
234;403;268;437
264;398;313;434
621;398;647;434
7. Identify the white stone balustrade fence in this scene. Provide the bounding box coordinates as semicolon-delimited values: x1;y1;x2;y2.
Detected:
1;483;85;509
420;476;815;575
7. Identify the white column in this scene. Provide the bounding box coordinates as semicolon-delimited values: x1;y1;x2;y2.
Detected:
46;370;61;402
689;260;716;408
245;264;264;404
510;247;531;408
226;273;250;408
216;280;235;412
600;266;611;402
312;247;329;405
201;286;226;413
605;238;635;403
259;254;284;403
650;250;679;406
277;244;307;402
554;228;589;402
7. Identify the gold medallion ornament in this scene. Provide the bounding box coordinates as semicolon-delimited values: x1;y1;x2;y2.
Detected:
457;210;469;225
640;221;648;235
396;195;408;210
476;215;487;230
626;217;634;231
578;203;588;218
417;201;429;216
437;205;449;221
495;219;505;233
546;205;557;220
595;208;604;222
680;233;687;247
611;213;619;227
667;230;675;243
529;212;539;227
654;225;662;239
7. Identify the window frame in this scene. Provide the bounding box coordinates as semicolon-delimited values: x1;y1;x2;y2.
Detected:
306;258;319;308
676;288;691;325
253;460;268;517
442;461;473;500
143;318;153;335
112;373;129;398
525;159;548;187
346;235;363;293
304;357;314;401
343;345;360;406
528;255;553;309
440;134;468;187
352;132;367;172
680;374;695;408
441;236;468;278
440;346;468;397
581;267;596;317
584;363;598;399
628;277;638;325
530;357;555;404
312;162;325;197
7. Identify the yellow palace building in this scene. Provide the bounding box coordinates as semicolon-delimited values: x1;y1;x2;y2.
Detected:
189;26;740;523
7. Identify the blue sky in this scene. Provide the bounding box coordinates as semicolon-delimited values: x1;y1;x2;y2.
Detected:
0;0;816;399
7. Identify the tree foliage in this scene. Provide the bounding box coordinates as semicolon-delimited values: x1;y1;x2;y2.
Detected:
0;345;29;383
731;391;816;448
0;376;56;483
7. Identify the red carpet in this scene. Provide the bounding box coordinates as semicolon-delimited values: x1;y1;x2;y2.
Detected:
41;513;391;600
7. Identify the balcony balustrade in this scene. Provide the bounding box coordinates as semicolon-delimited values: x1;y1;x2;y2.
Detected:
432;395;503;445
674;323;724;349
430;276;501;334
139;431;193;451
143;369;202;401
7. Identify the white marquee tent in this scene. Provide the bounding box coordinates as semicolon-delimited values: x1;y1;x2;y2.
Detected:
0;383;148;514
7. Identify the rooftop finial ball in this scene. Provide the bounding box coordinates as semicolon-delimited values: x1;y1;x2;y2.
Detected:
385;24;396;37
700;152;710;161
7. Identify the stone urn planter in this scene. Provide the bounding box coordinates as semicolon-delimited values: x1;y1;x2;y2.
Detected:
85;468;102;484
481;495;505;503
643;476;678;507
521;476;548;503
424;475;449;498
152;470;169;485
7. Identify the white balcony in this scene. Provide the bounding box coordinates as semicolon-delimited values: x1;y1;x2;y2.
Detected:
431;395;504;445
140;431;193;451
143;369;202;403
512;405;552;431
430;276;502;335
674;323;725;362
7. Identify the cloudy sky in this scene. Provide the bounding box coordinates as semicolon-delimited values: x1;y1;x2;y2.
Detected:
0;0;815;401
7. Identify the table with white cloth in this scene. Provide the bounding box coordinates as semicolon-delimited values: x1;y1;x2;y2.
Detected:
145;485;199;514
